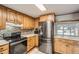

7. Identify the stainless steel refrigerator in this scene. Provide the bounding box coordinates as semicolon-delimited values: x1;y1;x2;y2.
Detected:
39;21;54;54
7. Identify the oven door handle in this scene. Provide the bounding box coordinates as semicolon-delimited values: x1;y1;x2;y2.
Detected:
10;39;26;46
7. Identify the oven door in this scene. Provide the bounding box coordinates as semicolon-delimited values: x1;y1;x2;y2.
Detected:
10;40;27;54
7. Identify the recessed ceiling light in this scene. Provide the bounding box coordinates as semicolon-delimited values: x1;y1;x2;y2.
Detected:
35;4;46;11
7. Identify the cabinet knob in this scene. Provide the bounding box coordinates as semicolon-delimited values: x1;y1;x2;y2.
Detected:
0;48;3;50
66;45;69;47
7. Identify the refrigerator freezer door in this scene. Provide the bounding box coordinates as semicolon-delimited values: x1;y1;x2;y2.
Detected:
39;39;52;54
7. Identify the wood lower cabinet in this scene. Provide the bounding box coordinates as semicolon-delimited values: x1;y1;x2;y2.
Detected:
66;44;73;54
27;35;39;52
27;38;34;51
0;50;9;54
54;39;61;53
59;41;67;53
27;36;36;51
0;44;9;54
73;45;79;54
54;39;66;53
35;35;39;47
65;40;74;54
54;38;74;54
73;41;79;54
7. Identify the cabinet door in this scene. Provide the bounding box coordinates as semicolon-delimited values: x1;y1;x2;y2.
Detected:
40;15;48;22
0;44;9;54
15;13;24;24
66;44;73;54
0;6;6;29
73;41;79;54
54;39;66;53
30;36;35;47
73;45;79;54
27;37;35;51
54;39;63;53
0;50;9;54
23;16;34;29
55;38;74;54
23;16;30;29
30;18;35;29
31;36;38;47
59;40;67;53
27;38;32;51
35;35;39;47
65;40;74;54
34;18;39;28
40;15;55;22
7;9;16;23
28;18;34;29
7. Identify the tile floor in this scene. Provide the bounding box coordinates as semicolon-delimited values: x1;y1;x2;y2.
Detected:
28;47;45;54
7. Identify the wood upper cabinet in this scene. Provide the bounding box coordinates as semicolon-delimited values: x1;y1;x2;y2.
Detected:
15;13;24;24
7;9;16;23
40;14;55;22
0;6;6;29
34;18;39;28
40;15;48;22
7;8;24;25
23;15;34;29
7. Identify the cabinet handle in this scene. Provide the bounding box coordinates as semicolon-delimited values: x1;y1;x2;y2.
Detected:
0;48;3;52
0;53;3;54
0;48;3;50
66;45;69;47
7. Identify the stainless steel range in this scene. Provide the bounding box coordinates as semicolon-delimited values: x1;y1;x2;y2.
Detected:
3;32;27;54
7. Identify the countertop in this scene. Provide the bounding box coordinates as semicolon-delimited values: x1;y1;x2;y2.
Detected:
21;34;38;37
54;35;79;41
0;39;9;45
0;33;38;45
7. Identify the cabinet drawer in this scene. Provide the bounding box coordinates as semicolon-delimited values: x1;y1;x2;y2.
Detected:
0;44;9;52
27;39;33;46
74;41;79;45
0;50;9;54
66;40;74;45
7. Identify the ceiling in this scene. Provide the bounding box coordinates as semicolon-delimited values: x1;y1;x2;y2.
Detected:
3;4;79;18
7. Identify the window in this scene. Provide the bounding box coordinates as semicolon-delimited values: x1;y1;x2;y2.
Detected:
55;22;79;37
55;24;64;35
